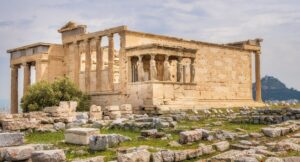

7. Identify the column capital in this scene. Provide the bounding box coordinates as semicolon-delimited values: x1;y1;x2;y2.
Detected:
10;64;19;69
164;55;169;61
138;55;143;61
108;33;114;38
22;62;30;66
190;57;195;63
84;38;91;44
177;56;183;63
94;36;102;41
73;41;81;46
150;54;156;60
255;51;261;55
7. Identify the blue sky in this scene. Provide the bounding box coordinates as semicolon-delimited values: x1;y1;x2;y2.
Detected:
0;0;300;108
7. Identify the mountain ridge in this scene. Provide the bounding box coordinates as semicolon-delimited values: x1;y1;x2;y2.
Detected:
253;75;300;101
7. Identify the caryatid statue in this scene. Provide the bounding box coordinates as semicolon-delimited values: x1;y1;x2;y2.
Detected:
190;58;195;83
163;55;171;81
177;57;183;82
137;55;144;82
150;55;157;81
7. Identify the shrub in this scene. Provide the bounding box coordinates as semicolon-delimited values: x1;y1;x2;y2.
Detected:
21;77;90;112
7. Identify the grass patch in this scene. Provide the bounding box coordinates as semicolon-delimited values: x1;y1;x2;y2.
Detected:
25;131;64;144
25;131;116;161
177;118;266;133
24;118;268;161
101;128;204;150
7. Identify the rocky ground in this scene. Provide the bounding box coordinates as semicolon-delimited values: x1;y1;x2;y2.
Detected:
1;104;300;162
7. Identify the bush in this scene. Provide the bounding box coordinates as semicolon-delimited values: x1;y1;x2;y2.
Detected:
21;77;90;112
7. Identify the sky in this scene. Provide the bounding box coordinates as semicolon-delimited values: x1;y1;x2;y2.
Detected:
0;0;300;108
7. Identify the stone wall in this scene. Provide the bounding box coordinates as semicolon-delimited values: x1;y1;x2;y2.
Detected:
123;31;257;111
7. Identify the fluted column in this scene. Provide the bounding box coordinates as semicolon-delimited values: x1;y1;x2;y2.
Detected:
74;42;80;86
108;34;114;91
11;65;18;114
119;32;126;93
85;39;91;92
23;62;31;95
255;51;262;102
95;37;103;91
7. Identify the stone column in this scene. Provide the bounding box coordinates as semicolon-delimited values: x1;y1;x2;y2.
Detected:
150;55;157;81
163;55;171;81
11;65;18;114
85;39;91;92
95;37;103;91
255;51;262;102
108;34;114;90
74;42;80;87
119;32;127;93
23;62;31;95
137;55;144;82
190;58;195;83
177;57;183;82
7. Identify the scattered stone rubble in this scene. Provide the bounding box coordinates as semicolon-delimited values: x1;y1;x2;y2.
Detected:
103;104;133;120
233;108;300;124
108;115;177;130
1;105;300;161
0;132;66;162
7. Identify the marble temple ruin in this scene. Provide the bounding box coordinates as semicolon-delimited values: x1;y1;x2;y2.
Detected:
6;21;264;114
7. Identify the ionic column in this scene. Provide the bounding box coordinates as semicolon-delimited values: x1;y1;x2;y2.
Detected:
190;58;195;83
23;62;31;95
163;55;171;81
150;55;157;81
255;51;262;102
137;55;144;82
119;32;126;93
177;57;183;82
95;37;103;91
11;65;18;114
85;39;91;92
108;34;114;90
73;42;80;86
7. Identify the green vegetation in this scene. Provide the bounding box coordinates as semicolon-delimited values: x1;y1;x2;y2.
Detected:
21;77;90;112
24;118;268;161
177;118;266;133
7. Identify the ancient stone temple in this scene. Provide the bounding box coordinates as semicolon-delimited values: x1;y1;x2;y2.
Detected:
7;21;264;114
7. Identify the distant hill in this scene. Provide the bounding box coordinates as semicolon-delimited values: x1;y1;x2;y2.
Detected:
253;76;300;101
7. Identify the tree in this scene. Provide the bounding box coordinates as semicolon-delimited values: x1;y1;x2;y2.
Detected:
21;77;90;112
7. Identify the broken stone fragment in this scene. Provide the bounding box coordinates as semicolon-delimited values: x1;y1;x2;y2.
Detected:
72;155;104;162
89;134;131;151
117;149;150;162
31;149;66;162
179;130;202;144
0;132;24;147
213;141;230;152
3;145;34;161
261;127;290;137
